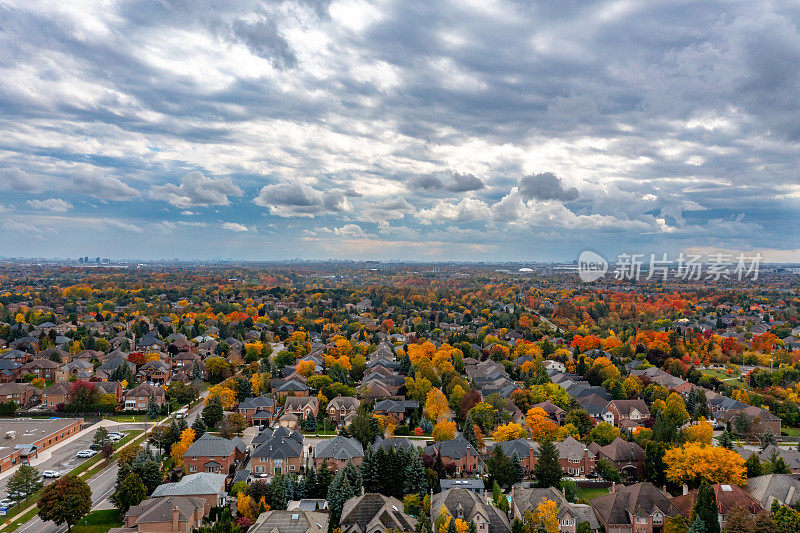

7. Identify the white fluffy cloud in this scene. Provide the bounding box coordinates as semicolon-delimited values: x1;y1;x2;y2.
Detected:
151;172;243;207
26;198;72;212
221;222;249;232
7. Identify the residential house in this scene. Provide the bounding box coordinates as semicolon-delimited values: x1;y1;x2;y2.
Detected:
715;406;782;439
511;485;600;533
150;472;228;515
55;360;93;382
182;433;247;475
491;439;539;476
115;496;204;533
340;493;418;533
124;383;166;411
604;400;651;430
42;382;71;408
588;438;645;481
327;396;360;425
0;383;34;407
440;479;485;495
0;360;21;383
424;436;481;476
590;482;680;533
252;434;304;476
672;483;762;531
555;437;595;477
534;402;566;425
312;435;364;472
137;360;171;384
20;358;59;381
275;380;310;399
432;488;511;533
238;395;277;425
248;510;329;533
746;474;800;509
96;381;124;402
284;396;319;420
373;399;406;423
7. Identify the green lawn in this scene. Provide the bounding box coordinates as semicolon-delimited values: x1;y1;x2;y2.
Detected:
782;427;800;437
699;369;751;390
575;487;609;502
104;414;152;422
72;510;123;533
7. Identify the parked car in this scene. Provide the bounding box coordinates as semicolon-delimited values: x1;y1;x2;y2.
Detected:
77;450;97;458
0;499;14;507
108;432;124;441
42;470;60;478
89;443;102;451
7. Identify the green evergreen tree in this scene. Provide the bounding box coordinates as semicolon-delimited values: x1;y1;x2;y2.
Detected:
131;449;163;494
462;414;478;449
316;460;333;499
511;453;524;484
687;515;706;533
343;460;363;494
693;481;720;533
191;416;207;439
644;442;666;486
532;439;562;488
744;454;763;478
327;470;354;526
404;448;428;496
6;464;43;500
718;429;733;449
302;412;318;432
146;394;159;418
202;395;224;429
361;447;380;493
112;472;147;513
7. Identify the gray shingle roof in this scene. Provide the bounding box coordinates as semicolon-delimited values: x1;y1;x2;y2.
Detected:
253;436;303;459
250;510;329;533
183;433;246;458
151;473;227;497
314;436;363;460
747;474;800;508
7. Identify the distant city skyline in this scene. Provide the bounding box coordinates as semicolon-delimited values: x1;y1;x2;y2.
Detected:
1;1;799;262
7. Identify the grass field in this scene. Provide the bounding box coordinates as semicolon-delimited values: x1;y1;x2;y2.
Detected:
782;427;800;437
72;510;122;533
699;369;751;390
575;487;609;501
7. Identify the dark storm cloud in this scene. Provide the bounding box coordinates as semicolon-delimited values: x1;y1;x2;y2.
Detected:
519;173;579;202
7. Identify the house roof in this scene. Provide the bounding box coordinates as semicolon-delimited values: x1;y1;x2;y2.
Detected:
432;488;511;533
426;435;477;460
314;435;364;460
239;395;276;410
151;473;227;497
253;436;304;460
491;438;538;459
249;510;329;533
590;482;679;526
671;483;761;517
747;474;800;509
127;496;204;525
184;433;246;458
340;493;418;533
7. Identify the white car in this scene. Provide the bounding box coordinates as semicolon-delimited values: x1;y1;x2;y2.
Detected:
42;470;60;478
0;499;14;507
77;450;97;458
108;432;124;441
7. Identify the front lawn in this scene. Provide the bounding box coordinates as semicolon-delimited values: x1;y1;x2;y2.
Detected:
72;510;123;533
575;487;609;502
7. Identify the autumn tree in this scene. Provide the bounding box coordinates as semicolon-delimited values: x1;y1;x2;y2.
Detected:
532;498;559;533
425;388;450;422
665;443;746;487
492;423;528;442
682;420;713;445
526;407;560;442
170;428;196;468
38;475;92;532
432;420;456;442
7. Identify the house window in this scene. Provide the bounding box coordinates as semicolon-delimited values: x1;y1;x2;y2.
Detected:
653;513;663;525
637;517;647;524
256;466;264;473
190;465;196;472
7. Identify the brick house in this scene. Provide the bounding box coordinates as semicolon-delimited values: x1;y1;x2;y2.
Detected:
285;396;319;419
137;360;171;384
312;436;364;472
604;400;651;428
432;488;511;533
534;401;567;425
237;395;277;425
715;405;782;439
672;483;762;531
512;485;600;533
0;383;34;407
425;436;481;476
588;437;645;481
124;383;166;411
373;399;406;423
183;433;247;475
150;472;227;516
20;358;60;381
491;439;539;476
327;396;360;425
42;382;71;408
590;482;680;533
275;380;310;399
555;437;595;477
119;496;205;533
252;433;304;476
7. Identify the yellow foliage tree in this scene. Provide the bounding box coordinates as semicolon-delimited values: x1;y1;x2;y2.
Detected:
425;388;450;422
532;498;559;533
526;407;560;442
491;422;528;442
682;419;713;445
405;376;433;402
432;420;456;442
295;360;317;377
207;384;237;410
171;428;196;468
664;443;746;486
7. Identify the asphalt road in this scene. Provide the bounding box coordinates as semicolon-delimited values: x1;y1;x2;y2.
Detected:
0;423;146;498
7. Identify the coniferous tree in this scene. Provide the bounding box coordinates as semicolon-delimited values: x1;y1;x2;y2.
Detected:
112;472;147;513
305;468;317;498
462;414;478;449
687;515;706;533
147;394;159;418
327;470;355;526
131;449;163;494
343;460;363;495
202;395;224;429
404;448;428;496
302;412;318;432
718;429;733;449
693;481;720;533
532;439;562;488
316;460;333;499
191;416;207;439
361;447;380;493
511;453;524;484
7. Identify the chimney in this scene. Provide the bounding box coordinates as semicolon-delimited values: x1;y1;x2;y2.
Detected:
172;506;180;531
787;485;796;504
682;484;689;496
662;485;668;496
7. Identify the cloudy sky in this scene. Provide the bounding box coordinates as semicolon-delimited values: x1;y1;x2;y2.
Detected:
1;0;799;262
